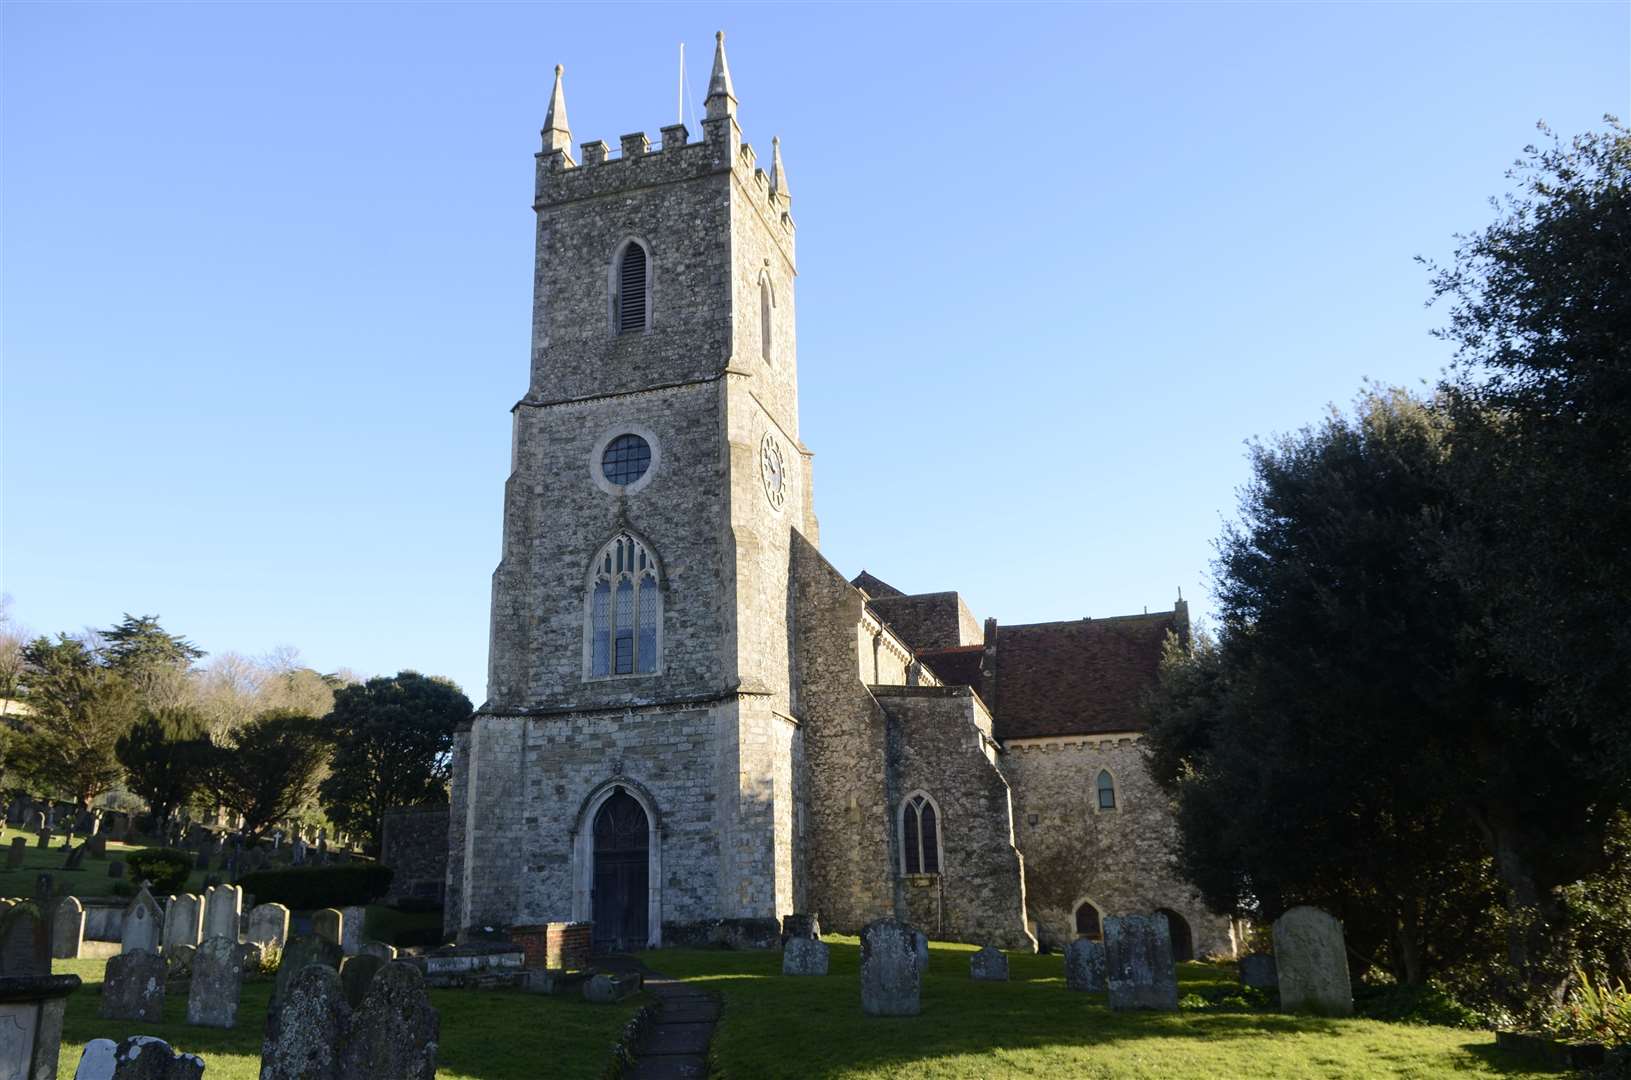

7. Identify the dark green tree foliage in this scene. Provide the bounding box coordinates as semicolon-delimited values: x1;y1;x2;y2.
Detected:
319;671;471;853
12;635;135;807
99;614;203;712
205;709;330;839
115;707;214;828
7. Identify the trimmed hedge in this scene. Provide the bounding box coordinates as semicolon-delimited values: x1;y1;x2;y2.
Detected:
238;864;393;910
125;848;193;894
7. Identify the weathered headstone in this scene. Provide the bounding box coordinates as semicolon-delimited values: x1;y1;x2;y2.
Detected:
74;1034;206;1080
6;836;26;869
313;907;343;950
164;943;195;980
0;899;51;976
186;934;242;1028
1239;953;1278;989
780;912;821;943
358;939;398;961
1065;939;1107;992
1272;906;1352;1016
1104;914;1179;1011
782;936;829;976
969;944;1008;981
339;905;366;955
52;894;85;959
121;886;163;953
63;843;87;871
30;810;45;833
237;940;266;974
99;948;167;1022
261;964;351;1080
339;953;387;1008
859;919;921;1016
88;834;108;860
36;829;51;849
247;903;290;949
272;933;344;1006
162;893;202;951
202;883;242;942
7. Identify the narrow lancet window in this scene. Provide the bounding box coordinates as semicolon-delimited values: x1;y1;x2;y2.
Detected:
900;792;942;874
1096;770;1117;810
614;241;649;334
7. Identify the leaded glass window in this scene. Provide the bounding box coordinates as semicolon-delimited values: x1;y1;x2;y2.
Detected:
602;434;652;486
901;792;942;875
1096;770;1117;811
587;533;661;677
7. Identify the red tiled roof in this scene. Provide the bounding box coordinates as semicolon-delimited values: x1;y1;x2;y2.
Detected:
992;612;1181;740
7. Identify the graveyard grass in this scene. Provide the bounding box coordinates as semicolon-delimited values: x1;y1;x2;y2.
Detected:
0;826;213;898
53;956;641;1080
640;937;1568;1080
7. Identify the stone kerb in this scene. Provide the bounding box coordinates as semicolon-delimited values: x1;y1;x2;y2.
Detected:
1272;906;1353;1016
969;944;1008;982
186;934;242;1028
73;1035;205;1080
121;888;163;954
100;948;166;1023
1104;914;1178;1011
1065;939;1106;992
247;903;290;949
202;884;242;943
52;895;85;959
859;919;920;1017
782;936;829;976
162;894;203;951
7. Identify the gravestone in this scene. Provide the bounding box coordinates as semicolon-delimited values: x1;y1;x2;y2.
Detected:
859;919;921;1016
52;895;85;959
202;884;242;942
313;908;344;949
88;835;108;860
108;861;126;879
121;887;163;953
1272;906;1352;1015
164;943;195;980
247;903;291;949
272;933;344;1007
1104;914;1179;1011
74;1034;206;1080
969;944;1008;981
99;948;166;1022
63;843;87;871
186;934;242;1027
261;964;351;1080
7;836;26;868
1239;953;1278;989
292;839;307;866
37;829;51;849
238;940;266;973
339;953;387;1008
162;894;203;950
780;912;821;943
339;905;366;955
0;899;51;976
30;810;45;832
1065;939;1107;991
781;936;829;976
358;940;398;961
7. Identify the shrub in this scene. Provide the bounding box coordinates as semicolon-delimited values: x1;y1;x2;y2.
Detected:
124;847;193;894
1545;967;1631;1047
1354;982;1483;1029
237;864;393;910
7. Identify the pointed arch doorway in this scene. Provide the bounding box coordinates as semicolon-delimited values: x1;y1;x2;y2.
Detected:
591;788;650;952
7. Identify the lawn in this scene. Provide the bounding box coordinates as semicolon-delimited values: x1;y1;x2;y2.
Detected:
54;956;641;1080
1;826;213;899
639;936;1568;1080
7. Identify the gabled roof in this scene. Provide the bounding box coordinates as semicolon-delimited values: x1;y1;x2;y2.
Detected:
992;611;1182;740
850;570;904;599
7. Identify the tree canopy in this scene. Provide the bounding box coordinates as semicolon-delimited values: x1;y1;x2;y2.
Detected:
204;708;331;839
11;635;136;808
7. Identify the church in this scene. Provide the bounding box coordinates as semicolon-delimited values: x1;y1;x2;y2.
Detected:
445;34;1233;960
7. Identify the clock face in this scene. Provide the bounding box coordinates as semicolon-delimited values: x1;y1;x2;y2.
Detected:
760;432;786;511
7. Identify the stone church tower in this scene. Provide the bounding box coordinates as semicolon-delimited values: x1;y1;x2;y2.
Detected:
447;34;814;948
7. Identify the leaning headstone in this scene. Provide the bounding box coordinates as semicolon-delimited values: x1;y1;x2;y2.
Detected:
1239;953;1278;989
358;939;398;961
969;944;1008;981
0;899;51;975
247;902;291;949
272;932;344;1007
99;948;167;1022
339;953;387;1008
186;933;242;1028
339;905;366;955
74;1035;205;1080
1272;906;1353;1016
121;886;163;953
261;964;351;1080
52;894;85;959
1065;939;1107;991
202;883;242;942
162;893;203;950
782;936;829;976
313;907;344;949
859;919;921;1016
338;961;439;1079
6;836;26;868
1104;914;1179;1011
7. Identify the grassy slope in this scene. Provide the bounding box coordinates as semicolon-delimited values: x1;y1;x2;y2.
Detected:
1;826;213;899
53;956;639;1080
640;937;1565;1080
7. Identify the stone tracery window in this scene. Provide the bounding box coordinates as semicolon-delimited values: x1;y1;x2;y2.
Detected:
588;533;660;677
899;791;942;875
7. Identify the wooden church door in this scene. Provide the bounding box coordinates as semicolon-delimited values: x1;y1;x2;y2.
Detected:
592;788;649;952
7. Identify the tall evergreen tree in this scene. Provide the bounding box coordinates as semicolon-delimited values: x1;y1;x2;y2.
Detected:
12;635;136;808
115;707;214;829
204;709;331;839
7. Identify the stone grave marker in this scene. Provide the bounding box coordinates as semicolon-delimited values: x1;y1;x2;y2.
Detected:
7;836;26;869
782;936;829;975
247;903;291;949
186;934;242;1028
30;810;45;833
859;919;921;1016
358;940;398;961
99;948;167;1022
52;895;85;959
74;1034;206;1080
781;912;821;943
261;964;351;1080
1104;914;1179;1011
88;835;108;860
1272;906;1352;1015
272;933;344;1007
969;944;1008;981
0;899;51;976
121;887;163;954
1239;953;1278;989
164;943;195;980
339;953;387;1008
162;894;203;951
1065;939;1106;992
63;843;87;871
202;884;242;942
313;908;343;949
36;829;52;848
339;905;365;955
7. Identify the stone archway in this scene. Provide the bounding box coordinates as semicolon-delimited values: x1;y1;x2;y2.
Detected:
1157;907;1194;961
572;780;662;949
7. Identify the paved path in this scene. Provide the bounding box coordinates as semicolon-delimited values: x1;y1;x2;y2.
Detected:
601;956;719;1079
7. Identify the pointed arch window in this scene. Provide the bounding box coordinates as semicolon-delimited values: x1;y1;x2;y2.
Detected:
588;533;661;677
899;791;942;875
613;240;651;334
1075;900;1103;941
1096;769;1117;811
759;275;774;364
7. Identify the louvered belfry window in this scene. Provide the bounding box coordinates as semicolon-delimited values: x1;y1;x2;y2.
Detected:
615;242;648;334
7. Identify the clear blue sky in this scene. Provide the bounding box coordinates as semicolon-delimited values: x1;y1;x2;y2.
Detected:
4;2;1626;701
